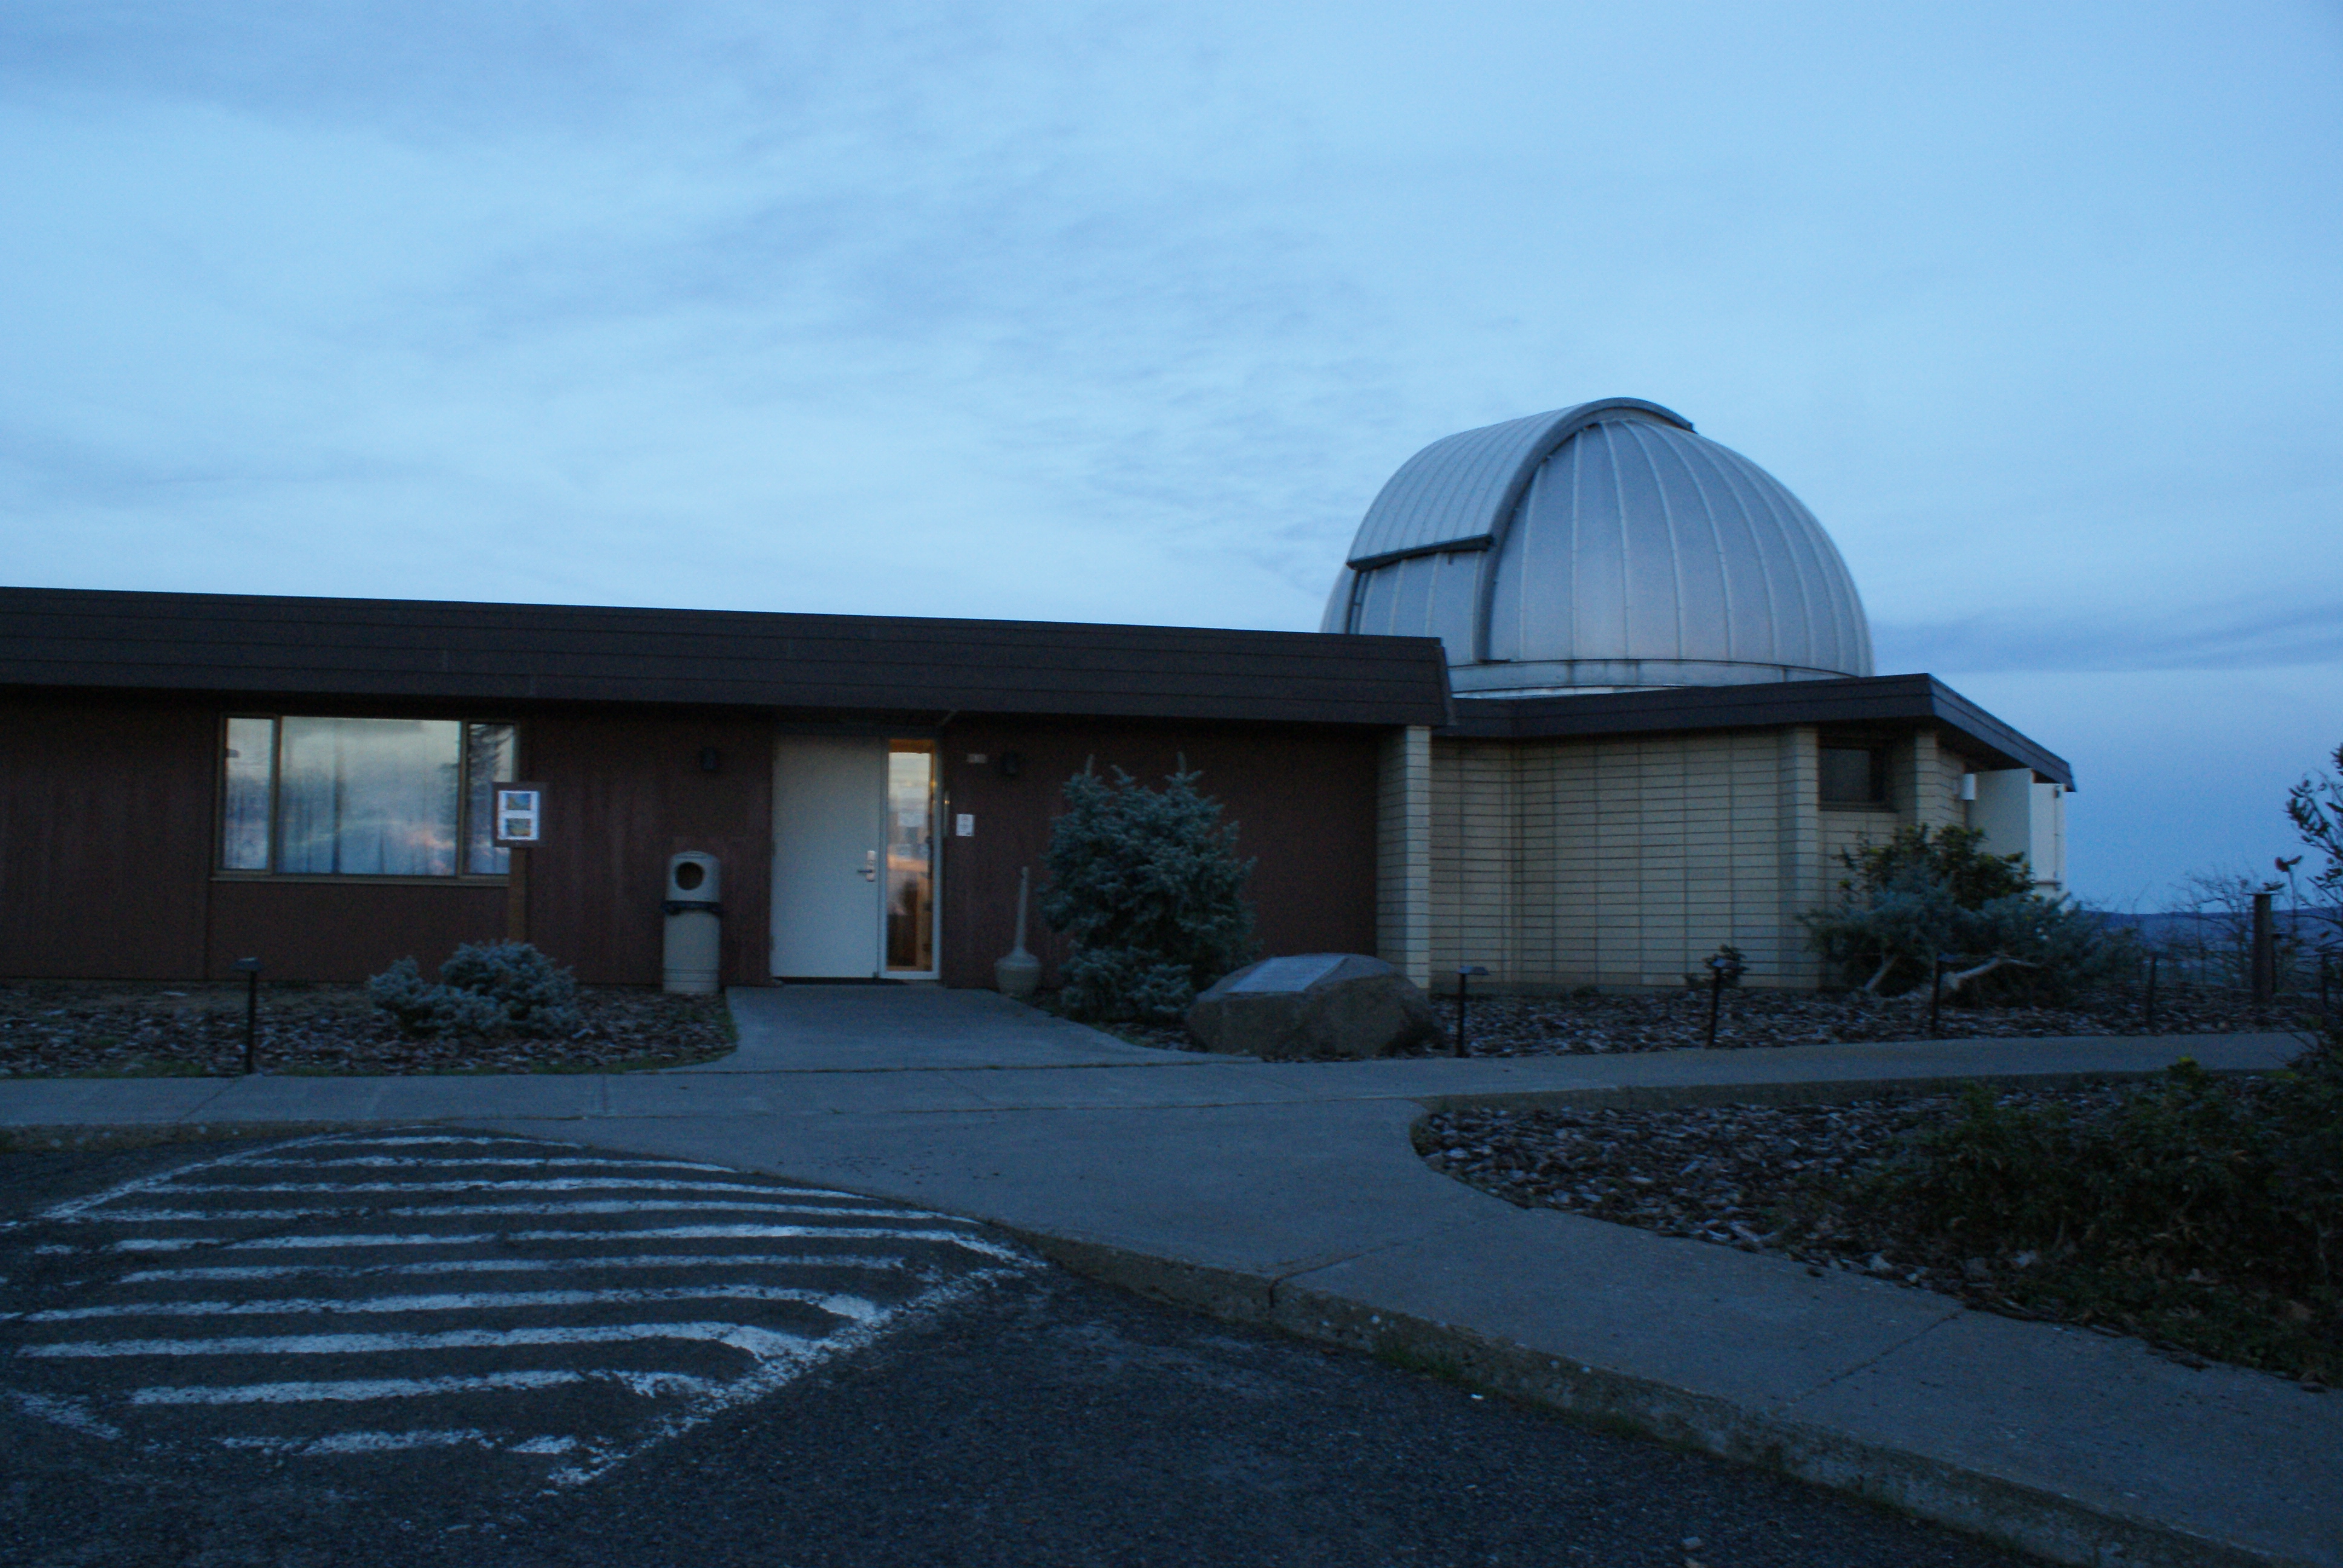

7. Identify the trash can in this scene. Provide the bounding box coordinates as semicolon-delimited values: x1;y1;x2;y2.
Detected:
662;852;723;995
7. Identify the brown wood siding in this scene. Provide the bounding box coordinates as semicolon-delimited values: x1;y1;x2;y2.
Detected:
523;711;773;988
0;694;213;978
4;693;1374;991
1;694;777;987
205;880;507;982
936;721;1381;990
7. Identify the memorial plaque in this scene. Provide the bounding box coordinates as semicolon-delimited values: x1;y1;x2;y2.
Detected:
1188;952;1443;1059
1229;953;1348;993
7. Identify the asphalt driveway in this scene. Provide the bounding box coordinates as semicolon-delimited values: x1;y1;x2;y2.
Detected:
0;1133;2030;1568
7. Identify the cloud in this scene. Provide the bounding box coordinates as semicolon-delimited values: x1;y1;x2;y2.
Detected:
1879;598;2343;675
0;1;2338;895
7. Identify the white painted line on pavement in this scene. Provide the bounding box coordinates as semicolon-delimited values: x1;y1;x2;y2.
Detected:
166;1178;897;1200
108;1225;1017;1256
281;1137;568;1149
221;1428;502;1455
10;1134;338;1228
28;1319;824;1360
235;1156;740;1172
120;1252;922;1284
32;1284;887;1322
129;1370;598;1405
544;1270;1012;1489
11;1130;1038;1488
74;1200;961;1223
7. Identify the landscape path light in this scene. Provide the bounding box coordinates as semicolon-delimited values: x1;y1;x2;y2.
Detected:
1702;947;1745;1050
1928;954;1958;1037
1452;966;1489;1058
233;957;262;1075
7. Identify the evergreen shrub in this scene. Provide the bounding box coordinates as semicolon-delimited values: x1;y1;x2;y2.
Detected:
1039;765;1256;1022
367;941;583;1039
1855;1037;2343;1376
1801;825;2129;1002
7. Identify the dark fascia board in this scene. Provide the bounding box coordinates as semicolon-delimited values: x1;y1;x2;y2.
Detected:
1445;674;2074;789
0;587;1453;729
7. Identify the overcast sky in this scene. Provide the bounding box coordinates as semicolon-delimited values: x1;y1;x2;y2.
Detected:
4;2;2339;906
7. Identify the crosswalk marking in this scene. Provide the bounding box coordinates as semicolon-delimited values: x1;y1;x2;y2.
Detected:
76;1198;957;1223
133;1371;597;1405
120;1251;926;1284
236;1155;746;1172
30;1283;891;1322
1;1128;1035;1488
166;1177;870;1197
108;1223;1017;1253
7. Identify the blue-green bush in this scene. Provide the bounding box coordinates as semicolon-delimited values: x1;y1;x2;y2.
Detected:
1040;766;1256;1022
1801;825;2130;1002
367;941;582;1039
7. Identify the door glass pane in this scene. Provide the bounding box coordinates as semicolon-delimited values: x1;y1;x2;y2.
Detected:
221;717;276;870
278;718;462;875
464;722;518;874
885;740;935;972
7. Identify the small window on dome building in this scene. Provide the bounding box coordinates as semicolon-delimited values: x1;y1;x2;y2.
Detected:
1820;745;1889;806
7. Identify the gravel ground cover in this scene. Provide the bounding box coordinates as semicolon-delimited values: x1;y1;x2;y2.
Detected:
1409;986;2303;1056
0;981;734;1076
1084;985;2302;1057
1417;1088;2339;1385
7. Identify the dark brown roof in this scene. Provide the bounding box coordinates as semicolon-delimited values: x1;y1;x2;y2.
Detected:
0;587;1453;728
1446;675;2073;788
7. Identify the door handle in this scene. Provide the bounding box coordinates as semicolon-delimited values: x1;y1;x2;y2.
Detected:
862;849;878;882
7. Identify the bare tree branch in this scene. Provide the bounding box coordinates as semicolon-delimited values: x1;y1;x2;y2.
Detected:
1940;955;2039;998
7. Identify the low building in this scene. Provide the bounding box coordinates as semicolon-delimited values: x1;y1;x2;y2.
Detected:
0;396;2071;995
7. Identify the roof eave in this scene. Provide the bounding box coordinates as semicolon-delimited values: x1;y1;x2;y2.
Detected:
1443;674;2073;789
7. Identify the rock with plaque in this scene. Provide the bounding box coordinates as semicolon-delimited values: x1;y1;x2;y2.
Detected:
1185;953;1444;1060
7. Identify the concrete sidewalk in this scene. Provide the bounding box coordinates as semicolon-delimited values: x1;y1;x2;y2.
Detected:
0;987;2331;1566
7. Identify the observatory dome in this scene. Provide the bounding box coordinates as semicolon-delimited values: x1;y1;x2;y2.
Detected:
1322;399;1874;695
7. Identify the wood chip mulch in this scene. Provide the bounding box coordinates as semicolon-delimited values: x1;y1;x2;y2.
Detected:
1408;986;2304;1057
0;983;735;1077
1086;985;2305;1057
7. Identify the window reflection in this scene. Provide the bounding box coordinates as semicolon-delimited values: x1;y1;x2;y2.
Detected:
221;717;275;871
278;718;463;876
886;740;935;972
221;715;516;878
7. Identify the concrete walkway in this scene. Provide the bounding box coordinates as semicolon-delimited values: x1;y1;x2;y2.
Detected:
0;988;2331;1567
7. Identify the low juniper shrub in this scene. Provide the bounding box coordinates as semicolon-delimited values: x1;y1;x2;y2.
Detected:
1858;1033;2343;1374
1801;824;2133;1004
367;941;583;1039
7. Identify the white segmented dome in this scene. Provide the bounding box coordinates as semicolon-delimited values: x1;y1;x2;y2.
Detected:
1324;399;1874;694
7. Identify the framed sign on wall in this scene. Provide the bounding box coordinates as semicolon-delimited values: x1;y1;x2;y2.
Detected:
491;783;547;848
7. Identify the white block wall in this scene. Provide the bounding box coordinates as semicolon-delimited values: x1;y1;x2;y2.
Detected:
1377;725;1434;987
1968;768;2066;891
1426;724;1973;990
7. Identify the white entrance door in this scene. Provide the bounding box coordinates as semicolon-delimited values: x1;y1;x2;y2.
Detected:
770;736;886;978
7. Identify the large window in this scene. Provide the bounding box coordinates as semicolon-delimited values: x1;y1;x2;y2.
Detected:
221;717;518;877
